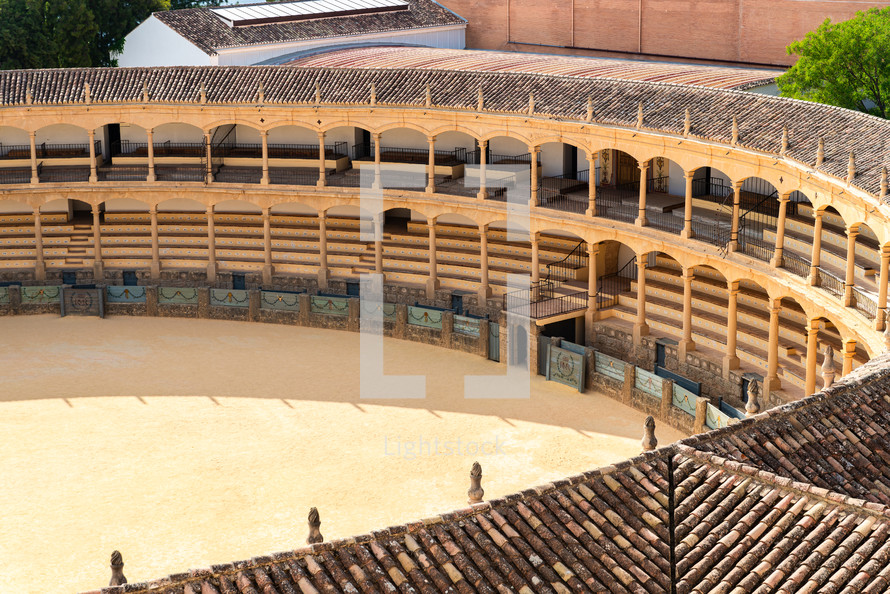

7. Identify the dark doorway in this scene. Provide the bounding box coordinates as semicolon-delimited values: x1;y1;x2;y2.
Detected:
346;281;360;297
488;322;500;361
62;271;77;285
108;124;121;164
451;293;464;315
563;145;578;179
232;274;246;290
123;271;138;286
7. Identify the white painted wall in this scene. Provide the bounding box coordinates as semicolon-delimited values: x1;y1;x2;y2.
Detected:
0;200;31;213
158;199;205;212
668;160;685;196
41;198;72;216
153;123;204;144
119;123;148;144
268;125;318;145
116;16;210;67
489;137;529;156
381;128;427;151
217;26;466;66
322;126;360;149
540;142;562;177
434;131;476;153
0;126;29;146
36;124;89;145
104;198;150;212
232;125;261;144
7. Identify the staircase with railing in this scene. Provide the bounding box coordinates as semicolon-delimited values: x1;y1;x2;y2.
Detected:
502;241;589;318
595;256;636;309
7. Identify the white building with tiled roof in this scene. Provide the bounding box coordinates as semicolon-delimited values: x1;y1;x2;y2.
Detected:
116;0;467;67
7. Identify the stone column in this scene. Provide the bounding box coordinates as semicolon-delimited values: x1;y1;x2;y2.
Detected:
842;339;856;376
586;153;597;217
635;161;649;227
374;214;383;276
426;135;436;194
586;242;599;345
808;210;823;285
723;280;740;376
262;208;273;285
529;147;540;208
150;205;160;280
477;139;488;200
427;217;438;298
88;129;98;183
770;192;790;268
206;205;216;279
29;131;39;184
681;171;695;239
91;203;103;278
479;224;490;302
804;320;819;396
372;132;382;190
765;300;782;392
531;233;540;283
316;131;326;188
878;246;890;330
844;225;859;307
729;181;741;252
679;269;695;359
204;132;213;183
260;130;270;186
318;213;329;289
32;206;45;280
633;256;649;344
146;128;156;182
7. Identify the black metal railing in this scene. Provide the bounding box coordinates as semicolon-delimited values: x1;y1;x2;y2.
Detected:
504;286;587;319
112;140;205;158
596;188;637;223
690;219;731;249
0;144;31;159
691;178;733;201
269;168;320;186
783;252;811;279
818;269;845;298
38;166;90;182
740;238;774;263
97;166;148;182
546;241;588;284
596;256;636;309
649;212;684;234
0;168;31;184
154;166;205;182
214;142;348;160
213;167;263;184
852;287;877;320
465;150;537;166
647;176;669;194
351;143;466;165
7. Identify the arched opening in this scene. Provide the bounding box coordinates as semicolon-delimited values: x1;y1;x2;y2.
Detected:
34;124;97;183
0;126;33;185
432;131;478;197
686;166;734;249
151;123;206;182
735;176;779;263
595;149;643;224
847;221;881;321
475;135;537;204
208;123;264;184
537;141;590;215
777;296;811;398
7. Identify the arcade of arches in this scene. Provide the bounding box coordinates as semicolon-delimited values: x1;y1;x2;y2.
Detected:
0;81;887;411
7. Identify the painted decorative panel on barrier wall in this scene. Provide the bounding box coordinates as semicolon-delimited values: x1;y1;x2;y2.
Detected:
20;285;60;304
210;288;249;308
360;301;397;321
0;287;8;305
635;367;663;398
705;402;732;429
107;286;147;303
158;287;199;305
311;295;349;316
594;351;624;382
61;286;103;317
546;345;585;392
261;290;301;312
407;306;444;329
672;384;697;416
454;315;481;337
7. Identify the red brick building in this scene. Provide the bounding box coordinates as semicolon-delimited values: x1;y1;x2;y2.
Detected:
438;0;887;67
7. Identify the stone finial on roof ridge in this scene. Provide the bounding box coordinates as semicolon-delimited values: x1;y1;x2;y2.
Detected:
780;125;788;155
847;150;856;183
636;102;644;129
109;550;127;587
468;461;484;504
314;82;321;104
476;86;483;111
745;380;761;417
642;416;657;451
84;81;91;105
528;91;534;115
199;82;206;104
822;344;837;389
370;81;376;106
142;81;150;103
683;108;691;137
306;507;323;544
425;83;431;107
731;117;739;146
25;87;32;105
586;96;593;122
816;137;825;167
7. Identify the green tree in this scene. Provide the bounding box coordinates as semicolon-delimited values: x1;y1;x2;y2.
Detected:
0;0;51;69
169;0;222;8
44;0;98;67
87;0;168;66
778;7;890;119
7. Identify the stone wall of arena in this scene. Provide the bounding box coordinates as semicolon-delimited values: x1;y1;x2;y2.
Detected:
441;0;887;66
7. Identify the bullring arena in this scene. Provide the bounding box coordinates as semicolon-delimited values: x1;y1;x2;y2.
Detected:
2;46;890;593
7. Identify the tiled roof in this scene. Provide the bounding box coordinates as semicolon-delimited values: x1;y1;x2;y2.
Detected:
82;353;890;593
284;46;781;91
152;0;465;55
0;66;886;197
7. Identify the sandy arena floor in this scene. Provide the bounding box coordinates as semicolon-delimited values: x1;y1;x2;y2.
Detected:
0;315;686;593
